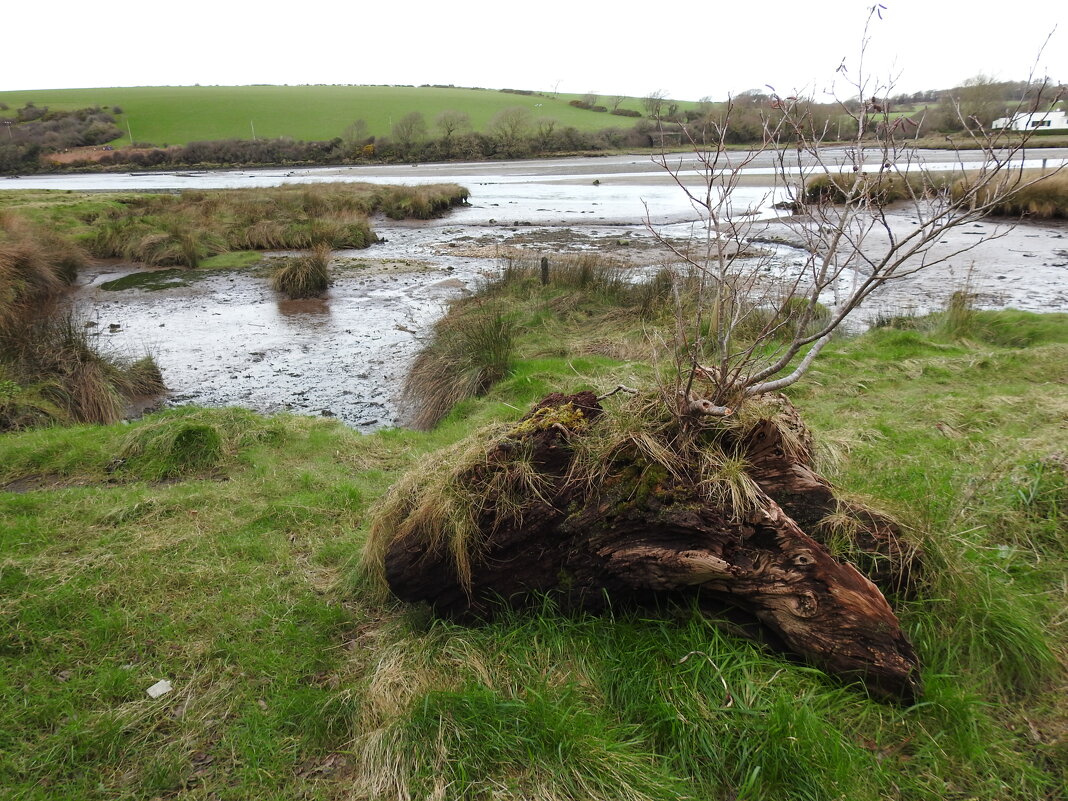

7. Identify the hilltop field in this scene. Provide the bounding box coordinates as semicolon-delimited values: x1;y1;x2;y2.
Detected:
0;85;657;147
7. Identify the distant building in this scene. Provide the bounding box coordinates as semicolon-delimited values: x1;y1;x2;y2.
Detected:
992;110;1068;131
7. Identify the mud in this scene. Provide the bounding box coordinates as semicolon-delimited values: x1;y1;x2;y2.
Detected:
15;152;1068;429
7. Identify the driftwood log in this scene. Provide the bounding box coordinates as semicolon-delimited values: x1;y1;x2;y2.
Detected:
381;392;922;701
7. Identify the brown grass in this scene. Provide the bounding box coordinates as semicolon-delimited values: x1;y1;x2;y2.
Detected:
87;183;469;267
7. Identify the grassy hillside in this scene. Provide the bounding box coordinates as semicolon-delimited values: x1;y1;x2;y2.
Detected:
0;85;652;147
1;244;1065;798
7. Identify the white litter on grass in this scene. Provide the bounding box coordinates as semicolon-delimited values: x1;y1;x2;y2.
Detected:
146;679;173;699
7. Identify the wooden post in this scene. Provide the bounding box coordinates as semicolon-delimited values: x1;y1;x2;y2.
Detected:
540;256;549;285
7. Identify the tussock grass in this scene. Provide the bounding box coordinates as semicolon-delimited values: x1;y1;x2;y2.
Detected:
952;168;1068;219
117;407;286;481
0;213;163;429
402;302;518;430
270;243;332;299
86;183;468;267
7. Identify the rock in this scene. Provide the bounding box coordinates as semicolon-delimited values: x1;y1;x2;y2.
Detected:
146;679;172;698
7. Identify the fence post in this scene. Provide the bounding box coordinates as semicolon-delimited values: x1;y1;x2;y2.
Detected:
540;256;549;285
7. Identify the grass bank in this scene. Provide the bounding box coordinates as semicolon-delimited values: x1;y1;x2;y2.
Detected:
0;212;164;429
805;167;1068;219
1;255;1065;798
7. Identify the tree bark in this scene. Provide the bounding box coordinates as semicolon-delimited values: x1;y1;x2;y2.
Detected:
383;392;922;701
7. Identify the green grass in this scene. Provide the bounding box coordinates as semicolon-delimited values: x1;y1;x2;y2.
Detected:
0;86;654;147
1;301;1066;798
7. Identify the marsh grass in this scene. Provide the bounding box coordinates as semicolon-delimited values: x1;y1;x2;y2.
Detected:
0;214;163;429
270;243;332;299
86;183;468;267
952;168;1068;219
803;170;958;205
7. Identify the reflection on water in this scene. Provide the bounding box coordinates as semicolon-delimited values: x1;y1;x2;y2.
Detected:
275;297;332;321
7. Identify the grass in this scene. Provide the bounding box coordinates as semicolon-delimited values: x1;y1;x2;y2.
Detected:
952;168;1068;219
270;243;332;299
0;86;655;147
0;259;1066;798
0;212;164;429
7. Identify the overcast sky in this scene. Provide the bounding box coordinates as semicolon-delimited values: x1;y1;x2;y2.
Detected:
6;0;1064;100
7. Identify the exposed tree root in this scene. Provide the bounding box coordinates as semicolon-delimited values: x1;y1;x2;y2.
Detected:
374;391;923;701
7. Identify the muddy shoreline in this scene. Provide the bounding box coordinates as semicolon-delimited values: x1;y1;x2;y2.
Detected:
39;155;1068;429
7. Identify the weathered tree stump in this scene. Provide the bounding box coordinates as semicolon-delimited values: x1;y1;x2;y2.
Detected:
377;391;922;701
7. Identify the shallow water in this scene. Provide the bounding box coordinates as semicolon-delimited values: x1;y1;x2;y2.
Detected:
19;153;1068;427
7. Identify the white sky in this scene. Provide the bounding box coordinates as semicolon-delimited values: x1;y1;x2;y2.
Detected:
5;0;1065;100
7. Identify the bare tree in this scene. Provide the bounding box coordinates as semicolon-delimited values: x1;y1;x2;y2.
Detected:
488;106;532;152
391;111;427;157
609;95;626;112
648;8;1064;421
343;118;369;147
643;89;668;118
434;109;470;141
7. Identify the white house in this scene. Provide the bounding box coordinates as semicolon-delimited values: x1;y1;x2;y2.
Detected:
991;110;1068;131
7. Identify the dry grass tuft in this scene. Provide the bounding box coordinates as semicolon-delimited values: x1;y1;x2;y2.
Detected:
952;168;1068;219
270;243;332;298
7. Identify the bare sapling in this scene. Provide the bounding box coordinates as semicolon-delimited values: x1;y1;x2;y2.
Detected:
648;7;1064;421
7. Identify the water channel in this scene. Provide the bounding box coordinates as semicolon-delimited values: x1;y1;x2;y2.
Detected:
5;152;1067;428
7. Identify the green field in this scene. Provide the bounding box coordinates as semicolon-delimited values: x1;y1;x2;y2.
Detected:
0;85;653;147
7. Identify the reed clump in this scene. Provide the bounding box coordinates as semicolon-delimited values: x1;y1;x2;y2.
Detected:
270;243;332;299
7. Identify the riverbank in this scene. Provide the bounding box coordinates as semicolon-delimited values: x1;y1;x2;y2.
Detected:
1;309;1065;799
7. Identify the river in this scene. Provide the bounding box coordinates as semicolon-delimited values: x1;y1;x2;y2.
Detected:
5;151;1067;428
